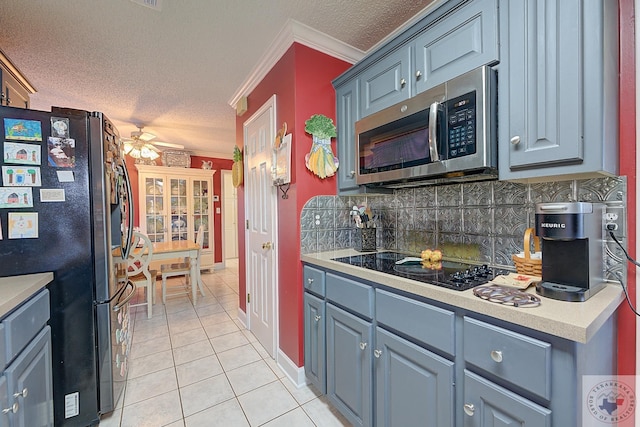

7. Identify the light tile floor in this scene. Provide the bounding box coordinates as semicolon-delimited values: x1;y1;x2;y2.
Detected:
99;259;350;427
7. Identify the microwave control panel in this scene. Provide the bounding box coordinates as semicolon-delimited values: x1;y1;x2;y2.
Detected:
446;91;476;158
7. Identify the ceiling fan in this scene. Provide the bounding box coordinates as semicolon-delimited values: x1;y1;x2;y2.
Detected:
121;125;185;162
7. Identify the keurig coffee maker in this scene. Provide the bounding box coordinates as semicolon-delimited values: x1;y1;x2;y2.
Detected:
535;202;605;302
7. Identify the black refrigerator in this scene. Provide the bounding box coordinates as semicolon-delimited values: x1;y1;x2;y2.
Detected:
0;105;135;426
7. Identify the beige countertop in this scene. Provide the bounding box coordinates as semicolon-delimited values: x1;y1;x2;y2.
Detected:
302;249;625;344
0;272;54;318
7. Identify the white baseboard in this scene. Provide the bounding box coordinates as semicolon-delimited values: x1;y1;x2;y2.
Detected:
276;348;305;387
236;307;247;327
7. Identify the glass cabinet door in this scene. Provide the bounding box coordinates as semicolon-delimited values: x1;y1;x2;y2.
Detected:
192;179;210;250
143;177;165;242
169;178;188;241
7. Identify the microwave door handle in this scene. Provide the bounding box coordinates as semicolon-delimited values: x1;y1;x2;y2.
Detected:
428;101;440;162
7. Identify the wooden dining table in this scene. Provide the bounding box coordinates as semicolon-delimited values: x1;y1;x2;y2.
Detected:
113;240;205;304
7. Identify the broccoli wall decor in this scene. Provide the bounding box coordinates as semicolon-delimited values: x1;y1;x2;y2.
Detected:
304;114;339;179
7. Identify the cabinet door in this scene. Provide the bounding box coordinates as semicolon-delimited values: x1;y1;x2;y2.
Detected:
5;327;53;427
463;370;551;427
0;375;8;427
498;0;617;180
0;69;30;109
375;327;454;427
335;79;359;193
191;178;213;269
140;176;167;242
169;177;189;241
501;0;582;170
326;303;372;427
414;0;499;94
359;46;411;117
304;293;326;393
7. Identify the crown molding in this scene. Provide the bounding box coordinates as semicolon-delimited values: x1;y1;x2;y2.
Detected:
228;19;364;108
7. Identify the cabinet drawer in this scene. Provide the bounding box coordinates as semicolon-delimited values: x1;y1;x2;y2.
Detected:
463;317;551;400
303;266;326;297
376;289;455;357
4;289;50;365
326;273;374;319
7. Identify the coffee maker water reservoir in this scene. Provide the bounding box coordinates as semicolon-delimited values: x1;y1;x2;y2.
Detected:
535;202;605;301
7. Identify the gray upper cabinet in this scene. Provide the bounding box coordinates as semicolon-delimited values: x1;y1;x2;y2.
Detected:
498;0;618;182
335;79;359;192
359;46;411;117
333;0;499;194
414;0;498;93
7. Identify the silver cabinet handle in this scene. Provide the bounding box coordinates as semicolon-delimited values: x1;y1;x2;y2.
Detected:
307;278;314;285
314;315;321;322
400;78;406;87
374;349;382;358
510;136;521;145
2;403;18;414
13;388;27;398
349;170;355;178
359;342;367;350
490;350;503;363
463;403;475;416
428;101;441;161
415;70;422;79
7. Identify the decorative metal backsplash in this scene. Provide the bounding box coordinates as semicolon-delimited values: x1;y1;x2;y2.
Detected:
300;176;627;282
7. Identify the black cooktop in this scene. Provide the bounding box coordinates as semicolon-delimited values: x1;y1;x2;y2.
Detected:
332;251;509;291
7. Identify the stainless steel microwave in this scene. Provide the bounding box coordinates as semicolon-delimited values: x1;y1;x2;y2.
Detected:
355;66;497;187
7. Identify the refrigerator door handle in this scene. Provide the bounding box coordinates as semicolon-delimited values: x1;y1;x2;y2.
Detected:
113;281;136;312
118;160;135;260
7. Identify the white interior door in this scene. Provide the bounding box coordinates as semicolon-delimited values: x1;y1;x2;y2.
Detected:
222;170;238;259
243;95;278;357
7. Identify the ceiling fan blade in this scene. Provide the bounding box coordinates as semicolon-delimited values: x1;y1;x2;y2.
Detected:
138;132;156;142
152;141;185;150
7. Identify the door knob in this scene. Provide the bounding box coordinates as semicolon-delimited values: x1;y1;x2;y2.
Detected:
262;242;273;250
400;78;406;87
510;136;521;145
359;342;367;350
490;350;503;363
2;403;18;414
13;388;27;398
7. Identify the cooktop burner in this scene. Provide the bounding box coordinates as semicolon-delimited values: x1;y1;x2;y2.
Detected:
332;251;510;291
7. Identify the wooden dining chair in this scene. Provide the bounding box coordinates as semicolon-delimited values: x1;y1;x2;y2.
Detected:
127;232;156;318
160;225;204;303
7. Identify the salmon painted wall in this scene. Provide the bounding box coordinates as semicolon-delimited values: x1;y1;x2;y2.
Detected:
125;155;233;264
617;0;636;377
235;43;350;365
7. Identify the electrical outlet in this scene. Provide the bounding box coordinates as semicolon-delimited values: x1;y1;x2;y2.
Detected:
603;206;625;237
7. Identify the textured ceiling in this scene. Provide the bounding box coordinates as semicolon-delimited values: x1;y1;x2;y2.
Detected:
0;0;434;159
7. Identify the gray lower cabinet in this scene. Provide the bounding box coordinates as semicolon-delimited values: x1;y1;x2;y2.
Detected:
304;264;616;427
0;289;53;427
326;303;373;427
498;0;618;181
375;327;454;427
303;292;326;394
463;370;551;426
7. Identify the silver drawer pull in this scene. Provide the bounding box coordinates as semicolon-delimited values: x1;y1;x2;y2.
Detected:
490;350;503;363
314;315;321;322
400;78;406;87
510;135;521;145
415;70;422;79
359;342;367;351
2;403;18;415
463;403;475;416
307;278;314;285
374;349;382;358
13;388;27;398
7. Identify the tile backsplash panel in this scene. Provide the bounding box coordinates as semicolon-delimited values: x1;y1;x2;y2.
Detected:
300;176;627;281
